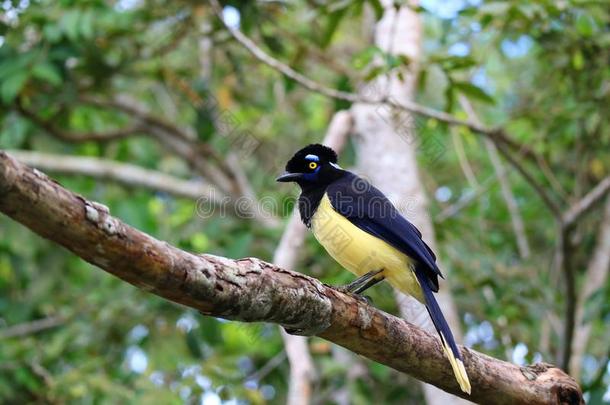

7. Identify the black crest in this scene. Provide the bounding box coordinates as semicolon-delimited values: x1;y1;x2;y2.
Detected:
285;144;338;173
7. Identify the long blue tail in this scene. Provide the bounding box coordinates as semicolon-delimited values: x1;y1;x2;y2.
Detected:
414;269;471;394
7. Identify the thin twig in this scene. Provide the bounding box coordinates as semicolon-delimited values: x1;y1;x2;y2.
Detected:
535;153;570;204
16;103;142;143
493;141;563;219
458;96;530;258
0;315;66;339
246;350;287;382
435;176;498;222
80;95;268;215
451;128;480;190
563;175;610;226
209;0;493;136
210;0;561;222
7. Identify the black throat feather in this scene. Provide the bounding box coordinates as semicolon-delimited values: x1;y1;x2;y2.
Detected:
298;184;328;228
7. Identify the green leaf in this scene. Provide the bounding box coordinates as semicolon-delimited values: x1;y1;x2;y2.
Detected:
261;33;284;55
80;9;95;40
431;55;477;72
185;330;204;359
352;46;382;70
453;81;495;104
0;51;37;78
43;23;63;43
0;114;30;148
384;53;407;70
576;13;596;37
190;233;209;252
61;9;81;42
321;8;347;48
572;50;584;70
363;65;385;82
417;67;428;92
1;71;29;103
32;62;62;86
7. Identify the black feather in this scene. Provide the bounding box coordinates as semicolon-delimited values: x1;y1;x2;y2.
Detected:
414;268;463;361
286;144;338;173
326;172;442;291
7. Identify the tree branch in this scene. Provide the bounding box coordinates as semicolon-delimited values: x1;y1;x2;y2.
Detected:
77;96;278;227
458;96;530;259
0;154;584;403
210;0;484;130
6;150;226;206
80;96;236;188
209;0;541;158
569;197;610;380
435;176;498;222
15;103;142;143
0;315;66;339
563;175;610;226
556;224;576;372
16;96;239;197
210;0;564;223
493;140;563;219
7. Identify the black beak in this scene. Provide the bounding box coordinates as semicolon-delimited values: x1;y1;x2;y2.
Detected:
276;172;304;182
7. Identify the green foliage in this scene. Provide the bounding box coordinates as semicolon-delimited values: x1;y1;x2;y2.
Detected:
1;0;609;403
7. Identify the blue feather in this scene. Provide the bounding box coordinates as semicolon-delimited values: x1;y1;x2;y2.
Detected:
327;172;443;291
414;269;462;360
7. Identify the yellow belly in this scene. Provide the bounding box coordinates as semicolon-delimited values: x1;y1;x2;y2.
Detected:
311;194;423;302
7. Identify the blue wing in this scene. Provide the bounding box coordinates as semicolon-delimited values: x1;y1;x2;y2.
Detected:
327;172;442;291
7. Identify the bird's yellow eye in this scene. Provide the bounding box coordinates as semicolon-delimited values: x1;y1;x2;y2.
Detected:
309;162;318;170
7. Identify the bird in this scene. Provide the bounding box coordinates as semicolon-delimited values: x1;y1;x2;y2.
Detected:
277;143;471;394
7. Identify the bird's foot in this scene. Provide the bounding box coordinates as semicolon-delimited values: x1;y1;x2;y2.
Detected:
335;269;384;304
340;269;384;294
334;285;374;305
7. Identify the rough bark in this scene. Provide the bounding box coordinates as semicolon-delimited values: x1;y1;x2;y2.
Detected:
0;151;583;404
569;197;610;381
352;2;470;403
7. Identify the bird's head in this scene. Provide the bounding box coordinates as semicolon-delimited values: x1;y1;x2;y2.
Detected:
276;144;343;188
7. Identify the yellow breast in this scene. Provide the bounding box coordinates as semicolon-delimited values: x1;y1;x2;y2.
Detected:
311;194;423;302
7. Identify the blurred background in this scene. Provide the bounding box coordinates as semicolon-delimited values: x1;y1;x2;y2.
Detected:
1;0;609;404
